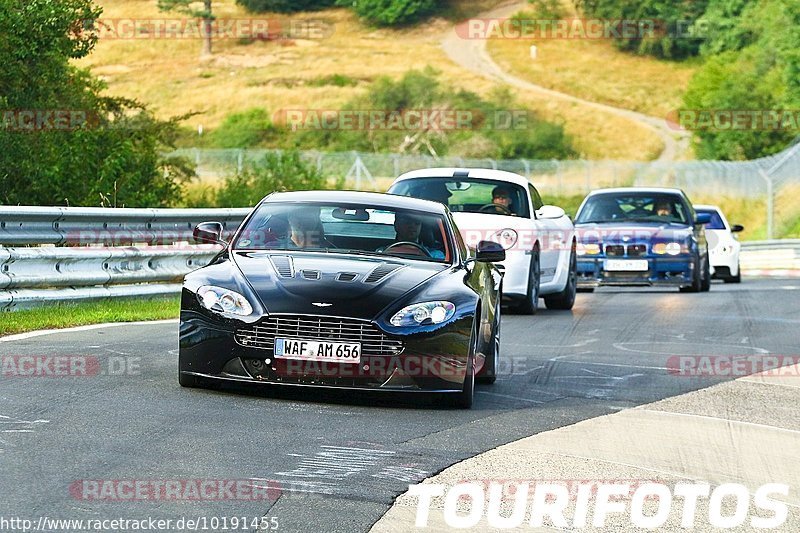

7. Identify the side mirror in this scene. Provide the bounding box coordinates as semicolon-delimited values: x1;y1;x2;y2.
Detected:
475;240;506;263
536;205;566;220
193;221;225;245
731;224;744;233
695;213;712;225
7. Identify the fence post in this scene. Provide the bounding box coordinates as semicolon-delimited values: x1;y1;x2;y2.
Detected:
758;169;774;240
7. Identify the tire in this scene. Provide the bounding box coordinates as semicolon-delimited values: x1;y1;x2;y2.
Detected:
700;256;711;292
725;262;741;283
545;244;577;310
514;248;540;315
477;301;500;385
453;352;475;409
179;370;201;388
679;255;703;293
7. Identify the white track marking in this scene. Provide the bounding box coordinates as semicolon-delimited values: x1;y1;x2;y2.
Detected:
0;320;177;343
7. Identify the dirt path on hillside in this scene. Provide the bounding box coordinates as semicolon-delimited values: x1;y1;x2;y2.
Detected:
443;1;690;162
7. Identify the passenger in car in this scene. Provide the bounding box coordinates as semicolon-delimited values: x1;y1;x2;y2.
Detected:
286;208;331;249
381;212;445;259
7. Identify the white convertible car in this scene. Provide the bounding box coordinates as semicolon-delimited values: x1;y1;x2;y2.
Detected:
388;168;577;313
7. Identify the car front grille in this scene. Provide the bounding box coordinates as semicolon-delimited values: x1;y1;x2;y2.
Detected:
235;315;404;357
604;244;646;257
628;244;647;256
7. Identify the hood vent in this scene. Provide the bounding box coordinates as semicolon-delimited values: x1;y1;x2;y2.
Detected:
270;256;294;278
301;269;321;280
365;263;404;283
336;272;359;282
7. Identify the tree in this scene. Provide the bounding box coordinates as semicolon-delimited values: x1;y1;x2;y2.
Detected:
0;0;194;207
158;0;215;57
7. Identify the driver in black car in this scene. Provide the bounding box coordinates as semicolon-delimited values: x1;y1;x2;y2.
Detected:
381;212;445;259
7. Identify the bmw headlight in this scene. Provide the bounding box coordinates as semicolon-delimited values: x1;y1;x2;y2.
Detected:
577;243;601;256
197;286;253;316
390;301;455;327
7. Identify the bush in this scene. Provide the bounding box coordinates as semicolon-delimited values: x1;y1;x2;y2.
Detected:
236;0;336;13
288;68;576;159
209;108;279;148
340;0;439;26
213;151;334;207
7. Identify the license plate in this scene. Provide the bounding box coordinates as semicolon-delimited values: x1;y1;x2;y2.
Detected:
274;338;361;363
604;259;649;272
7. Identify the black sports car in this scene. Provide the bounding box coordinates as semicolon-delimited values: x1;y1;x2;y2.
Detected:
179;191;504;408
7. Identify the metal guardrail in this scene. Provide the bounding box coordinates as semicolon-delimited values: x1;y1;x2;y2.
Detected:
0;206;249;246
0;206;249;311
740;240;800;274
0;207;798;311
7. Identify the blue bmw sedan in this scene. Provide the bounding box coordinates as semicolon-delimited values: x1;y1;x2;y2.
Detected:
574;188;712;292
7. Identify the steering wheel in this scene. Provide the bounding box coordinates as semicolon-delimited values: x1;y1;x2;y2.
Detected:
478;203;512;215
383;241;431;257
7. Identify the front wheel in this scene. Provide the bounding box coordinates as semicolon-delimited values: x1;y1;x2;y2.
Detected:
700;256;711;292
725;262;741;283
514;249;540;315
452;354;475;408
679;255;703;293
545;245;577;310
477;301;500;385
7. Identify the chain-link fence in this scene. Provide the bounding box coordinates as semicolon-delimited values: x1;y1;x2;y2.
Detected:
170;141;800;239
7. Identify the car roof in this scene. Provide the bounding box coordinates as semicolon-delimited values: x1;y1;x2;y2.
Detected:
585;187;686;197
262;190;448;215
394;167;531;188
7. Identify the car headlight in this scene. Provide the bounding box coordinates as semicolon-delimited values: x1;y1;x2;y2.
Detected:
390;301;456;327
653;242;688;255
491;228;518;250
577;243;601;256
197;286;253;316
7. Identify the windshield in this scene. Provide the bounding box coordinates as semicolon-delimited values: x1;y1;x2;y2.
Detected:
389;177;530;218
576;193;689;224
233;202;452;263
695;208;726;230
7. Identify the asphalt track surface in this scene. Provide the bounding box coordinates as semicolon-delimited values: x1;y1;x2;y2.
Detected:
0;278;797;532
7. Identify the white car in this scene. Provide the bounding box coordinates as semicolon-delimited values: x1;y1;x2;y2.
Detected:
388;168;577;313
694;205;744;283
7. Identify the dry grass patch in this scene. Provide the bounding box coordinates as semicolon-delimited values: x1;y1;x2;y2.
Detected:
77;0;663;160
486;8;698;118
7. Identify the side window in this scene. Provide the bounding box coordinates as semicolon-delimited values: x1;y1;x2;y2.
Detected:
528;184;544;210
450;215;469;259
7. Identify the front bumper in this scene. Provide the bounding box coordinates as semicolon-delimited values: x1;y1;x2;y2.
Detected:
179;311;473;393
577;255;695;287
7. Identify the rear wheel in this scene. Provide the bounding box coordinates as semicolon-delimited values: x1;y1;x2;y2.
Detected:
514;248;540;315
545;245;577;310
